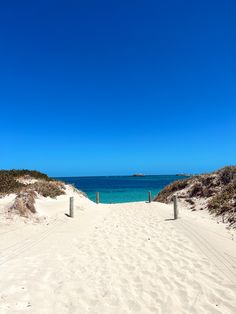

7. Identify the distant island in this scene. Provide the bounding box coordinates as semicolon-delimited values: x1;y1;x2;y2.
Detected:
132;173;145;177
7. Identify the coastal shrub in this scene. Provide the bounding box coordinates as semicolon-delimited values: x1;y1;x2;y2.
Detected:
32;181;65;198
0;169;50;181
171;179;189;191
154;166;236;226
0;170;63;197
0;172;25;195
200;175;215;187
208;181;236;216
10;191;37;217
159;179;189;195
189;183;204;197
203;188;214;197
219;167;232;185
153;178;191;203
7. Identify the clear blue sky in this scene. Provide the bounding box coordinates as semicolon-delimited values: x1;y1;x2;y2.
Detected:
0;0;235;176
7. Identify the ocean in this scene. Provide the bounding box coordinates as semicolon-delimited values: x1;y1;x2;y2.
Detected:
57;175;187;204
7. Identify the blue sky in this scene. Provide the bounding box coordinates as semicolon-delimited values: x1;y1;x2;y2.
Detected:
0;0;235;176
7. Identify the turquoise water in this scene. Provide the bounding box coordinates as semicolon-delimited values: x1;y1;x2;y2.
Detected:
57;175;188;204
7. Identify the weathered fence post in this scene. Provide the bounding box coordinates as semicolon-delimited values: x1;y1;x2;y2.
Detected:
222;212;225;223
69;196;74;218
173;195;178;220
96;192;100;204
148;191;152;203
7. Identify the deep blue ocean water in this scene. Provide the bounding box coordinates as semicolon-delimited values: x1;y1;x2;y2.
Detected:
57;175;187;204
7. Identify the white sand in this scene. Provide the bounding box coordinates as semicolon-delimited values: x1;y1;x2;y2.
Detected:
0;187;236;313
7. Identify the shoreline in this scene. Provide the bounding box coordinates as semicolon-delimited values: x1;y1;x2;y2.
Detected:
57;174;188;204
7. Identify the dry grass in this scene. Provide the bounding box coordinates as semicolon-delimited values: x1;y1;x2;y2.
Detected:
30;181;65;198
154;166;236;226
189;182;204;197
208;181;236;221
0;173;25;196
10;191;37;217
1;170;66;218
153;179;190;203
0;170;51;196
0;170;65;198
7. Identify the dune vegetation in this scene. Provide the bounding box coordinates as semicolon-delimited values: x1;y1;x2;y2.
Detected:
0;170;65;217
154;166;236;227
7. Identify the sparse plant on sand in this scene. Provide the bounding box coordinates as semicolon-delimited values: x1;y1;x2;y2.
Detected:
154;166;236;227
0;170;65;218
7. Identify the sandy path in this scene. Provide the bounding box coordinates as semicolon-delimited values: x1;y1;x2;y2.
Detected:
156;203;236;284
0;201;235;313
178;218;236;284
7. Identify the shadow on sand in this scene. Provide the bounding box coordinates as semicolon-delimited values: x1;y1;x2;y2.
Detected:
64;213;72;218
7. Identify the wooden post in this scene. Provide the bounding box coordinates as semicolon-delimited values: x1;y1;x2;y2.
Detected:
148;191;152;203
173;195;178;220
96;192;99;204
69;196;74;218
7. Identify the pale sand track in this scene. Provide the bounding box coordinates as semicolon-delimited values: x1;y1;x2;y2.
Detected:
0;195;235;313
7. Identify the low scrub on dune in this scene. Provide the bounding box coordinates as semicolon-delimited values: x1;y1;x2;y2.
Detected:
0;172;25;195
10;191;37;217
0;169;65;218
208;180;236;224
155;178;190;203
32;181;65;198
0;170;52;196
154;166;236;227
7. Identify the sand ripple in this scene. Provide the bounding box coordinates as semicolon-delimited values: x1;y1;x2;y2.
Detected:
0;204;236;313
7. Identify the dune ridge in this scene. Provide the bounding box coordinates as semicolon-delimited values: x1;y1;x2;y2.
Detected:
154;166;236;227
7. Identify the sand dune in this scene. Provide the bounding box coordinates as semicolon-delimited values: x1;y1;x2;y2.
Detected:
0;188;236;313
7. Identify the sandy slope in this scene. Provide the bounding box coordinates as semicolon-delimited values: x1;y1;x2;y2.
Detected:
0;189;236;313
